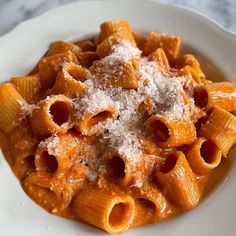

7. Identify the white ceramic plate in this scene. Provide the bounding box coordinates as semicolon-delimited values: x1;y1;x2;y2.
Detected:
0;0;236;235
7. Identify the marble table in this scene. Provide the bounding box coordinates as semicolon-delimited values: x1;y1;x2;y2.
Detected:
0;0;235;36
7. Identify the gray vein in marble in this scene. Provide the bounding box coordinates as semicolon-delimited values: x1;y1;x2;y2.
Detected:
0;0;235;36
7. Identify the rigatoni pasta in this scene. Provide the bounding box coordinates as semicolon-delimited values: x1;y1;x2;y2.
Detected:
73;190;135;234
0;20;236;234
0;83;25;134
30;95;73;137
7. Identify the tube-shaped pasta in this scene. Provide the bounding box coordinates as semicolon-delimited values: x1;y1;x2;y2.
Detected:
109;60;138;89
96;32;136;59
76;106;116;136
39;51;78;89
46;40;81;57
199;107;236;157
23;172;61;212
51;63;87;97
194;82;236;111
155;151;200;210
148;48;170;69
100;20;134;43
132;32;146;51
9;121;38;179
185;138;222;174
130;181;170;227
77;51;99;67
107;154;133;186
74;39;96;52
73;190;135;234
143;32;181;61
145;115;196;148
132;198;157;227
91;59;138;89
174;54;206;83
35;132;78;174
30;95;73;137
11;74;41;104
0;83;25;134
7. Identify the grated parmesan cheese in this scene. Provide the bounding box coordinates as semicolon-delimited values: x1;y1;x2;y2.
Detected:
73;40;192;163
17;99;36;120
38;134;60;156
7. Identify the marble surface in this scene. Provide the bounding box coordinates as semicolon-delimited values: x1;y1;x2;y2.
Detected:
0;0;235;37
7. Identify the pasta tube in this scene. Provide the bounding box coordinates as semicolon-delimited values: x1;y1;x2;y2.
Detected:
148;48;170;69
35;132;78;174
9;121;38;179
155;151;200;210
107;154;133;186
74;39;96;52
100;20;135;43
194;82;236;111
23;172;62;212
39;51;78;89
96;32;136;58
51;63;87;97
199;107;236;157
145;114;196;148
132;32;146;51
143;32;181;61
77;51;99;67
76;106;116;136
174;54;206;83
0;83;25;134
185;138;222;174
131;181;170;227
11;74;41;104
46;40;81;57
73;190;135;234
30;95;73;137
91;59;139;89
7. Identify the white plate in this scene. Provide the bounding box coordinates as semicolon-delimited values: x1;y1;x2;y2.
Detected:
0;0;236;235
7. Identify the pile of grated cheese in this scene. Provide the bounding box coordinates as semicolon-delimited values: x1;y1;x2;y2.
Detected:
73;40;194;163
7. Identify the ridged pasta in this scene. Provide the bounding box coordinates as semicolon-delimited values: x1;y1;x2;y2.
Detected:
148;48;170;69
77;51;99;67
23;172;61;212
100;20;135;43
199;107;236;157
132;32;146;51
155;151;200;210
76;106;116;136
107;154;133;186
185;137;222;174
11;74;41;104
73;190;135;234
91;59;139;89
130;181;170;227
74;39;96;52
143;32;181;61
51;63;87;97
24;167;88;212
194;81;236;111
174;54;206;83
35;132;78;174
96;32;136;58
0;83;25;134
46;40;81;57
145;114;196;147
39;51;78;89
30;95;73;137
9;121;38;179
